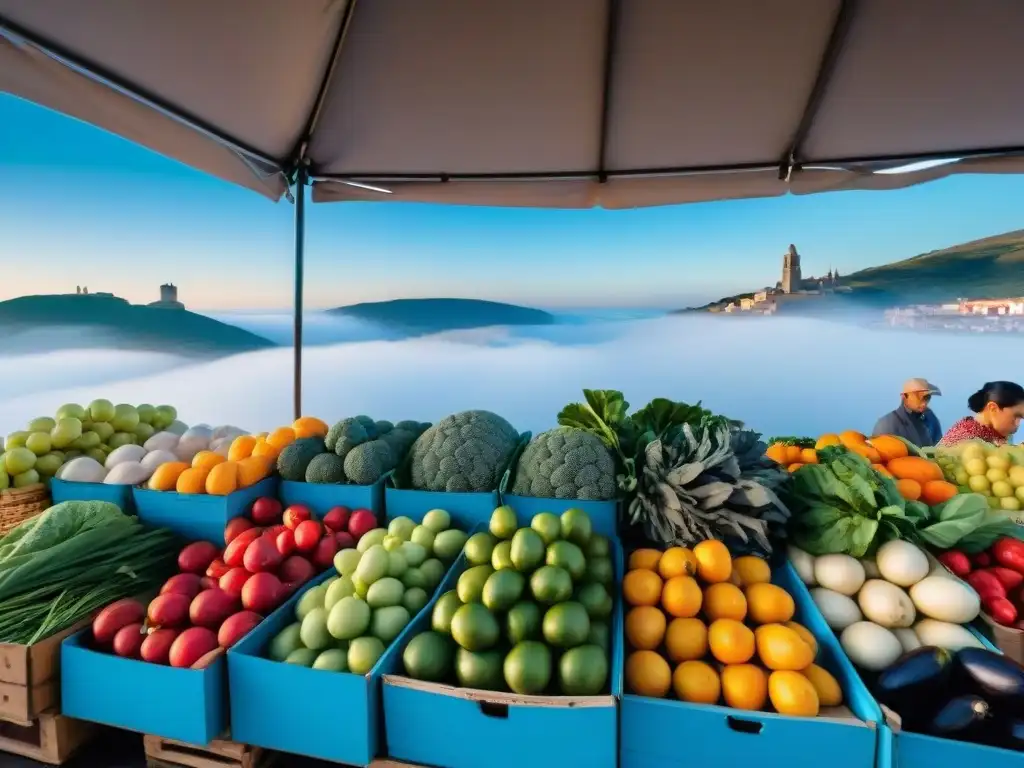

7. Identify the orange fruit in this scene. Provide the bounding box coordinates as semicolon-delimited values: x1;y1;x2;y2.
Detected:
693;540;732;584
784;445;803;464
784;622;818;657
815;433;840;449
227;435;257;462
768;670;820;717
628;549;662;572
787;463;804;472
625;651;672;698
266;427;297;451
191;450;226;471
801;664;842;707
765;443;787;464
292;416;329;439
623;569;663;607
237;455;272;488
205;461;240;496
664;618;708;663
148;461;190;491
251;441;280;461
661;576;703;618
721;664;769;711
703;582;747;622
754;624;814;671
896;478;922;501
733;556;771;586
708;619;755;665
800;448;819;465
745;583;795;624
625;606;667;651
658;547;697;579
839;430;867;448
176;466;211;494
672;660;721;705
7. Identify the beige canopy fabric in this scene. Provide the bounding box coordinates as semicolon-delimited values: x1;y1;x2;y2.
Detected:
3;0;1024;208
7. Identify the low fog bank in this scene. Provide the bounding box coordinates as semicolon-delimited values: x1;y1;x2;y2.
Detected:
1;315;1019;440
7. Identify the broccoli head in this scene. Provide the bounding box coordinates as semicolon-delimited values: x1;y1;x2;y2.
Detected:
409;410;520;493
343;439;395;485
510;427;616;501
325;417;369;458
374;420;394;435
354;415;378;439
277;437;327;482
305;452;346;484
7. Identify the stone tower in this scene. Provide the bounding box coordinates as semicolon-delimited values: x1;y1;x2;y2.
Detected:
781;244;802;294
160;283;178;304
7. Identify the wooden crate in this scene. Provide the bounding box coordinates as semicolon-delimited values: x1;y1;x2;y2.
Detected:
143;734;273;768
0;710;94;765
0;619;91;724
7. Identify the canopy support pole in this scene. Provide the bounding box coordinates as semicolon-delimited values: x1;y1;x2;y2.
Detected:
292;166;307;420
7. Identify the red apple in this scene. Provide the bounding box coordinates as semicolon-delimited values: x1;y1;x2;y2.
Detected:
250;497;283;526
276;529;296;557
294;520;322;553
242;536;283;574
223;517;255;545
312;535;339;570
334;531;356;550
283;505;313;530
279;555;316;585
348;509;377;541
223;528;263;568
241;572;284;614
323;506;350;532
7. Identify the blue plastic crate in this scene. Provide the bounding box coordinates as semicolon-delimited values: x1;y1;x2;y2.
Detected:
384;486;499;531
500;495;620;541
60;629;227;745
227;567;431;766
50;477;134;512
380;545;625;768
279;477;385;518
132;476;278;543
621;561;882;768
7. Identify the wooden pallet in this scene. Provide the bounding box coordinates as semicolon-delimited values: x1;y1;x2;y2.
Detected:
0;710;94;765
143;734;274;768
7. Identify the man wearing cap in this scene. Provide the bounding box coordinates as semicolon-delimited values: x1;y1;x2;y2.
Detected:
871;378;943;448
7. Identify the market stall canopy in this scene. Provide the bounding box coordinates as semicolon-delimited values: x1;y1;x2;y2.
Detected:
2;0;1024;208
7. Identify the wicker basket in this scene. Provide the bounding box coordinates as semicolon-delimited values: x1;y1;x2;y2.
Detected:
0;483;50;537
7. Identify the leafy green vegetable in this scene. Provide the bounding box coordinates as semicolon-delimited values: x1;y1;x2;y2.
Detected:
0;501;179;644
766;436;816;448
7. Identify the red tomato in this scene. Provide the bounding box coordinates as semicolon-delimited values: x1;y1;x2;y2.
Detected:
276;529;296;557
223;517;255;545
985;596;1019;626
992;537;1024;575
984;566;1024;590
967;571;1006;602
937;551;972;578
323;506;351;532
293;520;322;553
283;505;313;530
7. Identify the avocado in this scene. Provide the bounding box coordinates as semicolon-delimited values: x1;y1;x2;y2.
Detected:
530;565;573;605
432;590;463;635
482;569;526;612
457;565;495;603
455;647;505;690
450;603;500;651
510;528;545;572
558;645;608;695
504;641;552;695
506;601;542;644
542;601;591;648
403;631;454;682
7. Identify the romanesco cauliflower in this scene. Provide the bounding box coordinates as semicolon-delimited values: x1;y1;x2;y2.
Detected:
510;427;617;500
408;410;520;492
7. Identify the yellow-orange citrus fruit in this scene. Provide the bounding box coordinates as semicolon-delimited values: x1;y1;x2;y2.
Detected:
626;651;672;698
784;622;818;657
623;569;663;607
191;450;226;471
664;618;708;663
733;556;772;586
754;624;814;671
769;670;820;717
658;547;698;579
801;664;842;707
625;606;667;651
721;664;769;711
672;660;721;705
745;582;795;624
708;619;755;665
661;575;703;618
628;549;662;572
693;540;732;584
703;582;747;622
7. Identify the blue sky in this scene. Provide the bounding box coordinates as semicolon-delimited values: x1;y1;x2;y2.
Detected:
2;94;1023;312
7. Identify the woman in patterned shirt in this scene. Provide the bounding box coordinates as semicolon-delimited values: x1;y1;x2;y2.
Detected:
938;381;1024;448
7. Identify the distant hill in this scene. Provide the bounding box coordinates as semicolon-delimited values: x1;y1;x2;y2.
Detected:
0;294;276;357
326;298;556;334
687;229;1024;313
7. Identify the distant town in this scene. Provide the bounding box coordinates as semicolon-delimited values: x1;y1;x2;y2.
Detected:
700;243;1024;335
